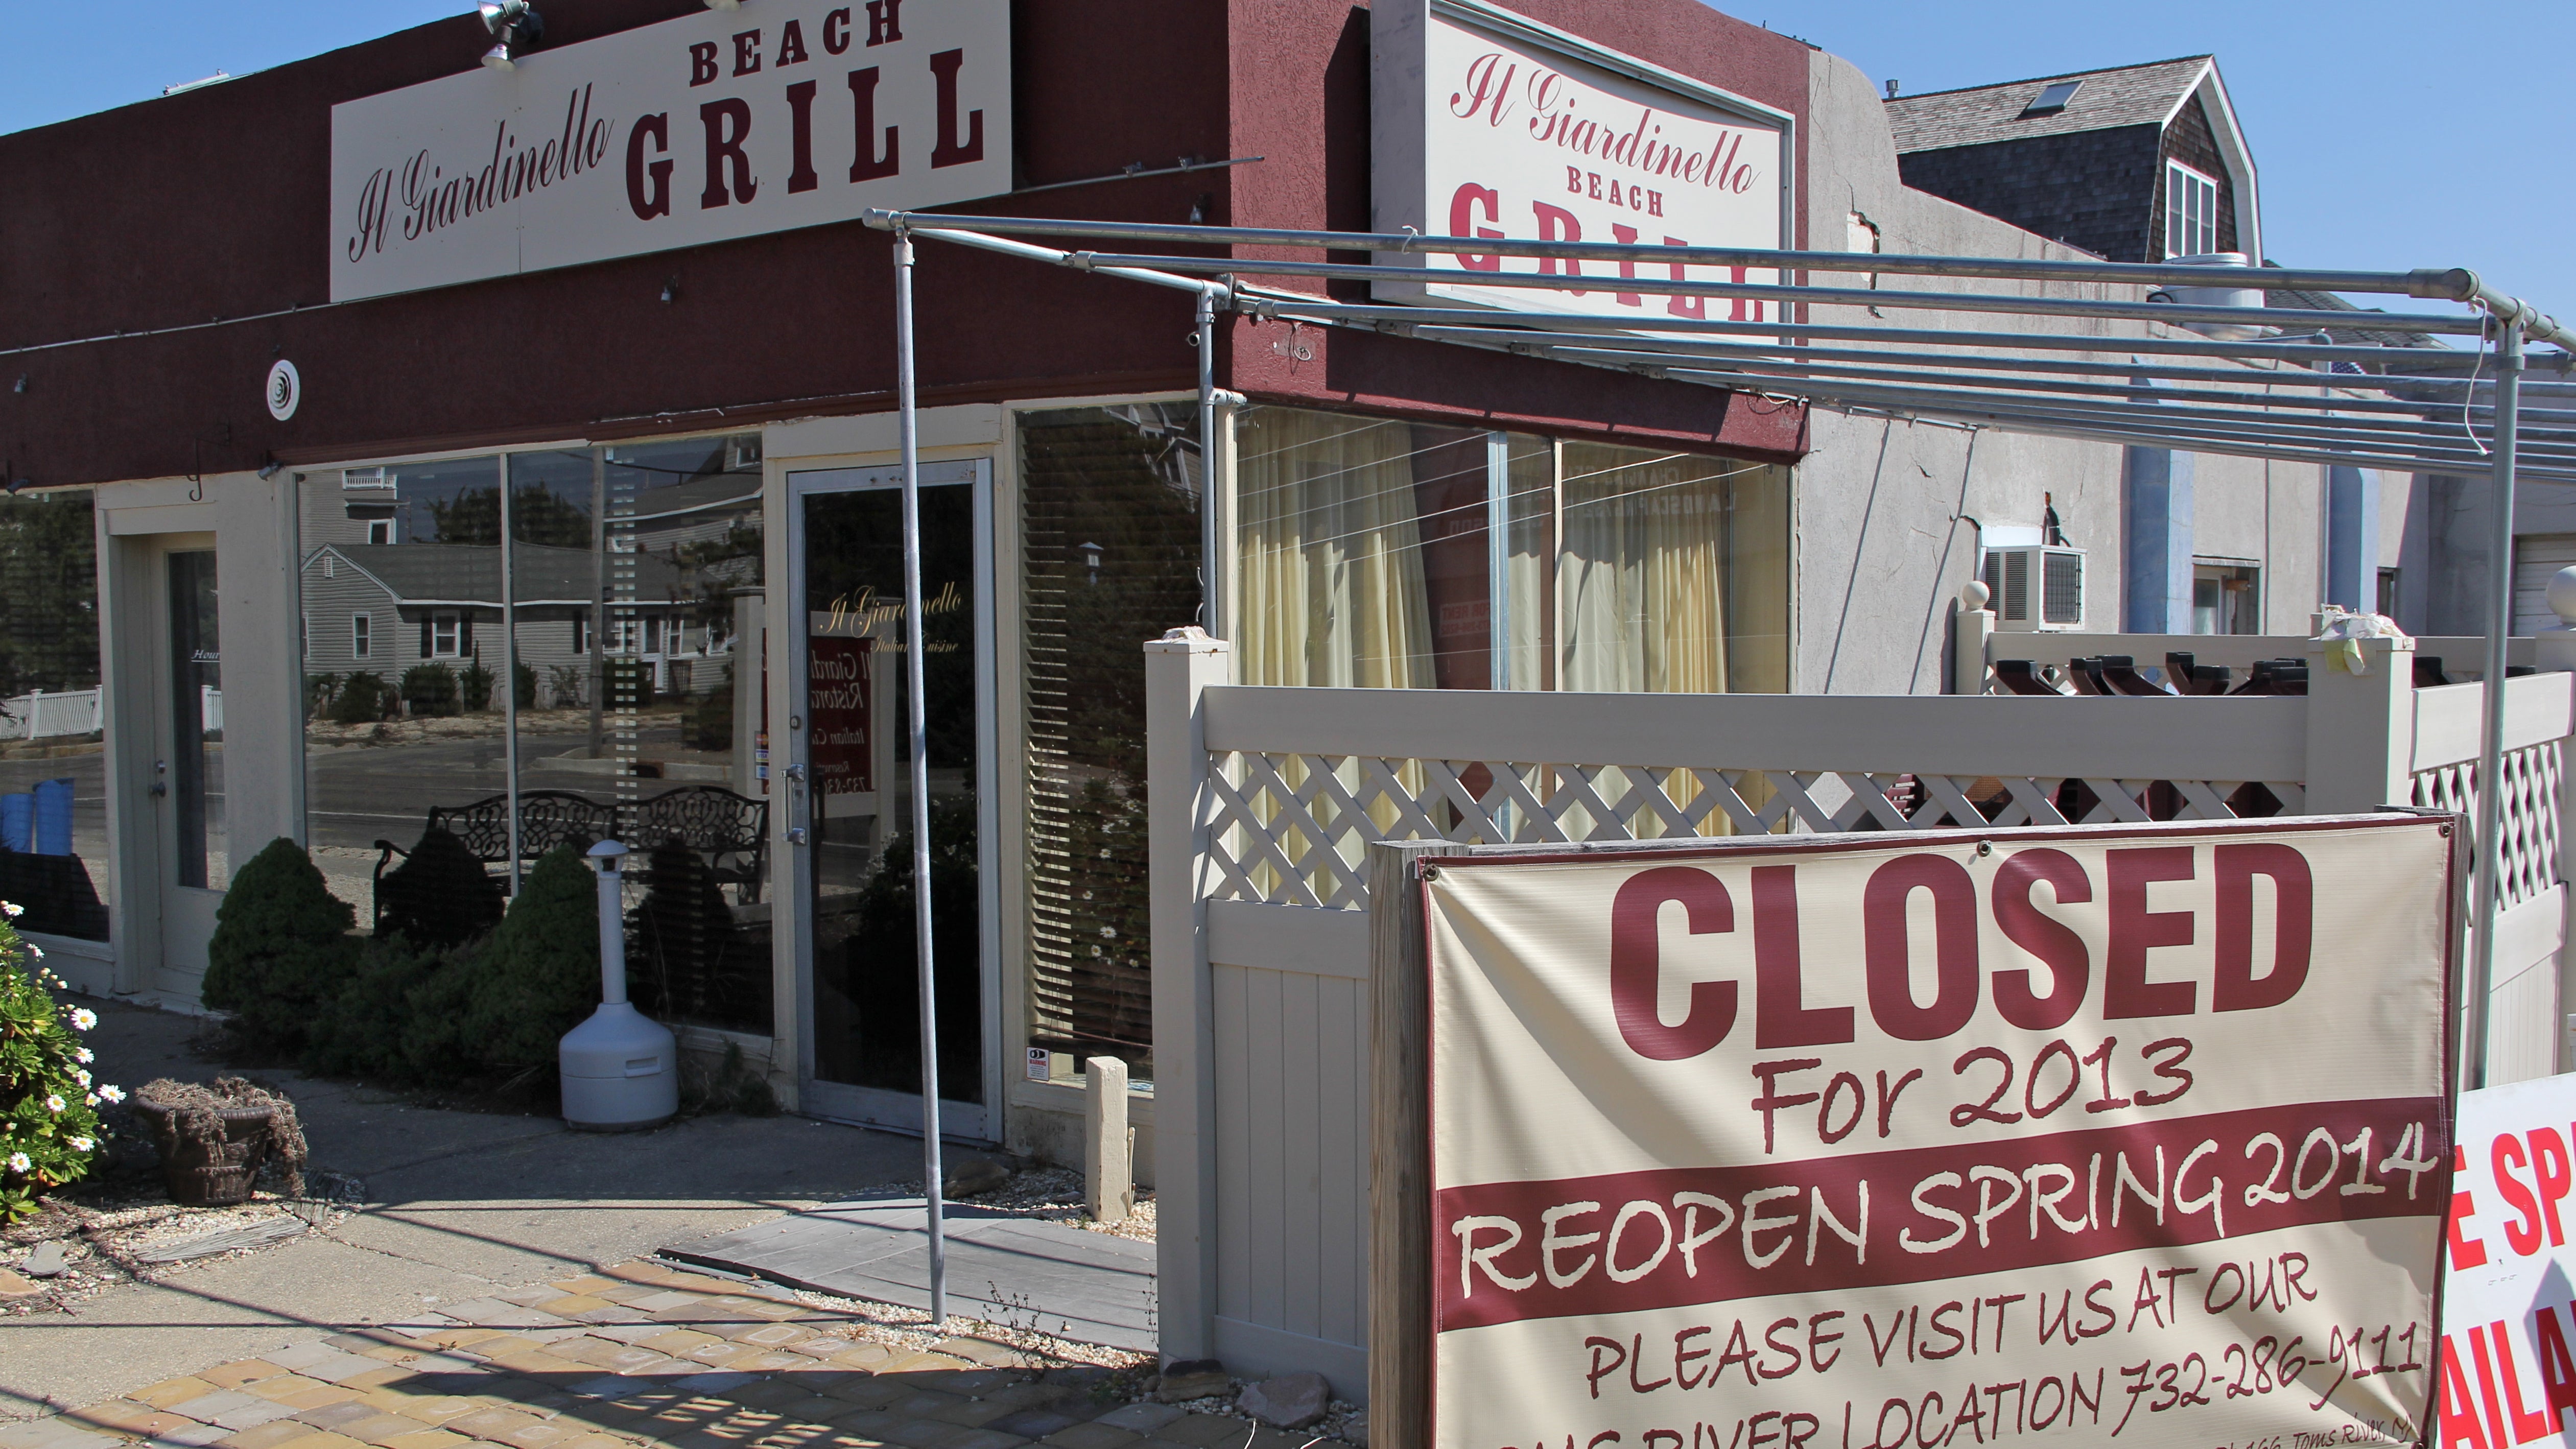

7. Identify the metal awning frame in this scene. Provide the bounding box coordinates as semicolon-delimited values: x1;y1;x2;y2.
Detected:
855;213;2566;1224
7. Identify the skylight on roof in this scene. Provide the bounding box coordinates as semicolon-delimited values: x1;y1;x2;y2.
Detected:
2023;79;2083;114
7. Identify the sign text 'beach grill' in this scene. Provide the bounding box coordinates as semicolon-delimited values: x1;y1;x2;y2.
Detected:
1421;818;2451;1449
330;0;1011;303
1372;0;1789;321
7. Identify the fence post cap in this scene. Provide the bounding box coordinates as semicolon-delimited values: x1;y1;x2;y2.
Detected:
1960;580;1991;610
1145;627;1232;655
2548;565;2576;628
587;839;629;865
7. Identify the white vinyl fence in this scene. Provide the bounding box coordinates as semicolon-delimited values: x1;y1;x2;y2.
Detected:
0;687;104;741
1145;622;2576;1400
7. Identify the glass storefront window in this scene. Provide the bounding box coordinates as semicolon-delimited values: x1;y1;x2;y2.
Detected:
1236;406;1793;696
1019;404;1207;1082
0;489;109;940
299;434;770;1034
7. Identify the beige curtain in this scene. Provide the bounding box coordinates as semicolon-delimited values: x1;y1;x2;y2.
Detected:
1234;409;1432;688
1559;444;1730;695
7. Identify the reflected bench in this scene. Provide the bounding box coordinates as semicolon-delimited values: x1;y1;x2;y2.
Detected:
372;785;770;928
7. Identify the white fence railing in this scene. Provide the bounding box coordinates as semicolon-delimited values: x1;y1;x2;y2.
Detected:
1146;627;2576;1401
0;687;104;742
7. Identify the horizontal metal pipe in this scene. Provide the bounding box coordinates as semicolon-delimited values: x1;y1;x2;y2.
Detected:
1393;323;2576;403
1373;306;2560;469
1727;375;2576;481
864;210;2459;299
900;225;1222;297
1060;251;2493;335
1531;343;2576;429
1239;294;2466;365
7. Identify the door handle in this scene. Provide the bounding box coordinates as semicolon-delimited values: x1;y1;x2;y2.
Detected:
783;763;810;845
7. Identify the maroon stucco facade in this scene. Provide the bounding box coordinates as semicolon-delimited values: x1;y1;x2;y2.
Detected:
0;0;1809;488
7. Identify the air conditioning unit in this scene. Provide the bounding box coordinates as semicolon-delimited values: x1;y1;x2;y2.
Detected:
1981;545;2087;631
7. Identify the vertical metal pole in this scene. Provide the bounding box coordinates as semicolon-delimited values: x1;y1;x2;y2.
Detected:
501;460;523;895
1196;288;1222;639
1486;433;1511;691
893;228;948;1325
2468;321;2525;1092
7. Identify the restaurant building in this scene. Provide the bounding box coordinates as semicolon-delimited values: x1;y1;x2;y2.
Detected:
0;0;2406;1168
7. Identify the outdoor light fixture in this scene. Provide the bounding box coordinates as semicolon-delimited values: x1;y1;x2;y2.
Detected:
476;1;545;70
660;279;678;304
258;458;283;481
1076;541;1104;584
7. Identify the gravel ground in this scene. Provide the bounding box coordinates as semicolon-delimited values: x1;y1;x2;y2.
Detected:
2;1161;366;1316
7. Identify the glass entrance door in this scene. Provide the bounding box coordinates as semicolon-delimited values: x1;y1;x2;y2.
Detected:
787;461;999;1138
153;542;226;995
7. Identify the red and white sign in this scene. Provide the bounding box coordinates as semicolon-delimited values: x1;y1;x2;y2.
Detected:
1423;818;2452;1449
329;0;1010;302
1371;0;1787;322
2441;1074;2576;1449
808;635;873;795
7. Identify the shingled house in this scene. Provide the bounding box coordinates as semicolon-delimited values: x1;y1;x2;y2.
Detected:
1886;56;2260;264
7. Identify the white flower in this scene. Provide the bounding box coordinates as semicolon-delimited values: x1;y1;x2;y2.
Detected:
96;1085;123;1104
65;1137;90;1153
83;1094;96;1106
26;943;43;960
74;1049;91;1064
74;1070;90;1087
43;1095;64;1114
5;1153;28;1174
69;1008;95;1031
1;900;19;916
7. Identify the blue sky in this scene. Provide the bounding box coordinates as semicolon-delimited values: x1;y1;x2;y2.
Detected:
0;1;2564;314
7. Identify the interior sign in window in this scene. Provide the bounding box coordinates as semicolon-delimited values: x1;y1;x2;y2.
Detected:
1418;817;2453;1449
1372;0;1788;321
330;0;1010;303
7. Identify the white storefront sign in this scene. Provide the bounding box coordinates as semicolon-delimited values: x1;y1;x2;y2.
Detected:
1421;817;2451;1449
1370;0;1790;321
2441;1073;2576;1447
330;1;1011;303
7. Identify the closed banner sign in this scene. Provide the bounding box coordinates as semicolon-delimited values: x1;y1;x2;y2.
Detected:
1421;817;2453;1449
330;0;1011;302
2441;1075;2576;1449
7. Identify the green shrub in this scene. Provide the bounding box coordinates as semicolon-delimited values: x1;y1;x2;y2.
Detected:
461;847;601;1076
400;663;460;718
514;660;537;710
305;673;343;720
375;828;503;951
398;952;481;1083
301;938;446;1081
330;672;386;725
0;910;113;1223
459;659;495;712
199;839;362;1059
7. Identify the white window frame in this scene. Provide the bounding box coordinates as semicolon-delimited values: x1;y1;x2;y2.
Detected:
2165;160;2220;259
365;518;395;545
430;610;463;657
351;613;372;659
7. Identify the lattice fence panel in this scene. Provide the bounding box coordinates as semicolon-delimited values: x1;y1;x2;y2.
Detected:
1203;753;2306;908
2414;744;2563;910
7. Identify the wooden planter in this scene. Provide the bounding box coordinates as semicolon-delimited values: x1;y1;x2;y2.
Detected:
132;1100;285;1207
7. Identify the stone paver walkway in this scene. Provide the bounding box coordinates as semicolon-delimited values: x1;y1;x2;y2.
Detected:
0;1262;1289;1449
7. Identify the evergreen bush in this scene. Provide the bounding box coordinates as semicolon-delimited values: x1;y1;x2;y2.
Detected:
459;659;495;712
400;663;461;718
330;672;386;725
200;839;362;1058
0;906;114;1223
460;847;601;1077
397;951;481;1082
514;660;537;710
375;828;503;951
304;938;445;1082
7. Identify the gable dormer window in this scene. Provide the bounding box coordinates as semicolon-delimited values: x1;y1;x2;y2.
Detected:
2022;79;2081;115
2165;160;2220;258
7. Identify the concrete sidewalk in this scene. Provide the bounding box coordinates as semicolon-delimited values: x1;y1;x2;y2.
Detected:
1;1002;1004;1420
